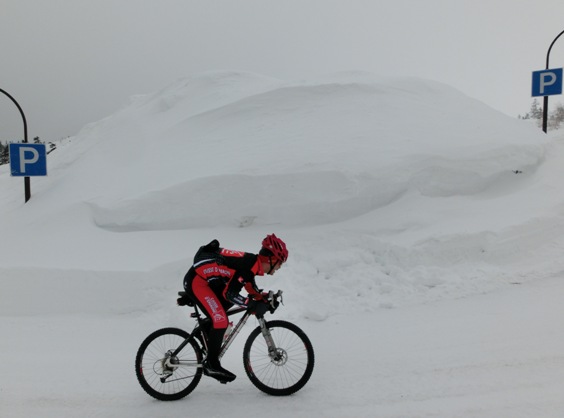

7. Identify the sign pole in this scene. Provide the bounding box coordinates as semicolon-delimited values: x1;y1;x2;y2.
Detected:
0;88;30;202
542;29;564;133
542;96;548;133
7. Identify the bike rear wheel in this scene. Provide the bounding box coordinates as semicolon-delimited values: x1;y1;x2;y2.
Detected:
243;320;314;396
135;327;203;401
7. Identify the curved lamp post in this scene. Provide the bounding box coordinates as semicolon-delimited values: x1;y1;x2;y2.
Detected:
542;29;564;133
0;88;31;202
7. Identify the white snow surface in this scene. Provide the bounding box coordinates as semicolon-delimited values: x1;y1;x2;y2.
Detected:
2;71;564;417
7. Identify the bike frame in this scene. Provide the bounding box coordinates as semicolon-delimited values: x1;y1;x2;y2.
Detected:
165;305;272;372
162;291;283;377
219;306;249;359
220;309;278;359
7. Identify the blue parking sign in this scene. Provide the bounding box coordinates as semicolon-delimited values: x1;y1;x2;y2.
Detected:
532;68;563;97
9;143;47;176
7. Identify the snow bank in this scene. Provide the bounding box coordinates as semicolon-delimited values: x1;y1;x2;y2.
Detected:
0;70;559;319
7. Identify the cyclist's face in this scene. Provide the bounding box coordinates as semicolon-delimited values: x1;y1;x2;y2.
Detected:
267;259;283;275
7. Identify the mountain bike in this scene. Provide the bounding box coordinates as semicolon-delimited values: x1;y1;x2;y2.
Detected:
135;290;315;400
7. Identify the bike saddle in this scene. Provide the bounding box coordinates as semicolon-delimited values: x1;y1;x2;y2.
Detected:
177;291;196;307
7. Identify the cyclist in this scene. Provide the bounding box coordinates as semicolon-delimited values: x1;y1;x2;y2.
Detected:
183;234;289;383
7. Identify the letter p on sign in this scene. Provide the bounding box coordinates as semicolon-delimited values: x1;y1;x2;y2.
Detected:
532;68;563;97
9;143;47;176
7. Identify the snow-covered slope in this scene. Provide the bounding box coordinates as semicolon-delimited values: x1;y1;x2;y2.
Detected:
0;71;557;316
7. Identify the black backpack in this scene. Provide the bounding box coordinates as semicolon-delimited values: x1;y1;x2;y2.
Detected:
193;239;225;265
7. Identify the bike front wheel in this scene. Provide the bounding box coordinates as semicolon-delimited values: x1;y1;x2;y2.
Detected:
135;327;203;401
243;320;315;396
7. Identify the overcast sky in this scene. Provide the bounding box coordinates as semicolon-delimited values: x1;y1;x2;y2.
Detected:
2;0;564;142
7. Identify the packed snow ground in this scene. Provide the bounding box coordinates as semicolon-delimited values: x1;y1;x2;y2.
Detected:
2;71;564;417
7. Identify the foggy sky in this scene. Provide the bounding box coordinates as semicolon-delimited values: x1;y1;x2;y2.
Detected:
2;0;564;142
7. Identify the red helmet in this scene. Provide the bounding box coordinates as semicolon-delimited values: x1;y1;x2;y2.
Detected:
261;234;288;263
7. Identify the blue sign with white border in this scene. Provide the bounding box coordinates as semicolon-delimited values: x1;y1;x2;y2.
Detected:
9;143;47;176
532;68;563;97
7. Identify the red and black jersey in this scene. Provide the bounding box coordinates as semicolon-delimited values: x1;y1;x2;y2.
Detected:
191;248;264;306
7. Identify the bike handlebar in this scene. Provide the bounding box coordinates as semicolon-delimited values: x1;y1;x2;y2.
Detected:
266;290;283;310
249;290;284;318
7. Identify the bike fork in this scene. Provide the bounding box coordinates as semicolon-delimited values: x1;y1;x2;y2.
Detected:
257;317;278;357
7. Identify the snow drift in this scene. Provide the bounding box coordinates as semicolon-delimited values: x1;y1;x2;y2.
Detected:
0;70;555;319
